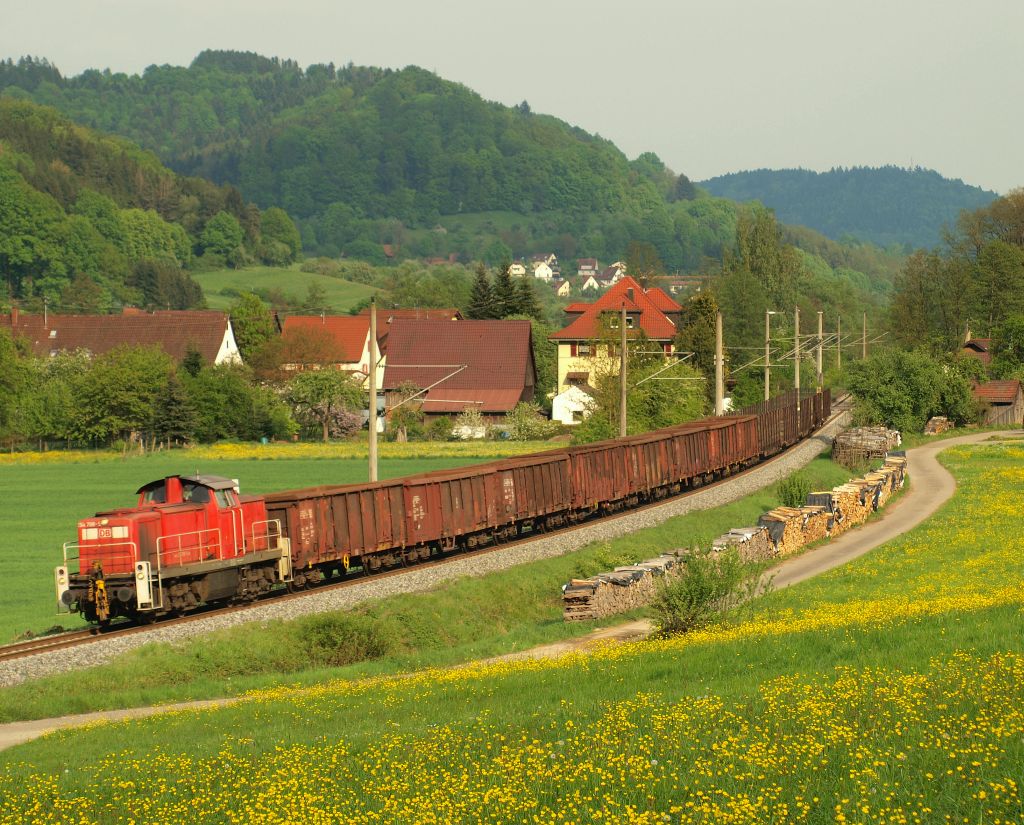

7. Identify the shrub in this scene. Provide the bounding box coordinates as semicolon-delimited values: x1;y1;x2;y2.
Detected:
650;548;749;635
299;613;396;667
777;472;812;508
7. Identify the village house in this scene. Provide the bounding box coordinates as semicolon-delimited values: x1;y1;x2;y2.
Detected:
382;319;536;423
280;315;378;384
599;262;627;286
581;275;602;292
972;379;1024;426
1;307;242;365
551;279;571;298
576;258;599;278
283;308;462;387
961;334;992;367
547;277;681;424
532;261;554;281
508;260;527;277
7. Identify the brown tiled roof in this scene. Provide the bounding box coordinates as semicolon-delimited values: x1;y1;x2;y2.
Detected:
963;338;992;366
421;388;526;414
1;310;233;363
383;319;535;413
973;379;1021;404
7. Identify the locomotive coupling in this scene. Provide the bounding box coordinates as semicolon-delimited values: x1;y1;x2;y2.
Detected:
87;562;111;623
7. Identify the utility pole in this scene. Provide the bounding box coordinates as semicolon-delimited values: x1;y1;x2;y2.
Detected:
715;311;724;415
816;310;823;390
764;310;772;402
619;302;627;438
862;312;868;359
794;306;801;417
368;298;378;482
837;315;842;371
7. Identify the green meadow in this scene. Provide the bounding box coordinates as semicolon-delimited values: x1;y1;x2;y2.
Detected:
191;264;377;311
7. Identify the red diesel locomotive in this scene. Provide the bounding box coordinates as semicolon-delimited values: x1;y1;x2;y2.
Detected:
55;474;291;624
55;389;830;625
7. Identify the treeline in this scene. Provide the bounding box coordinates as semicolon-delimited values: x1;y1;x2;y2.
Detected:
0;332;295;447
0;98;301;311
701;166;997;250
891;189;1024;371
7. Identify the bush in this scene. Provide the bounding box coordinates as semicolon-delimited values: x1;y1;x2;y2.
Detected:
505;401;556;441
777;472;812;508
650;548;749;635
426;416;454;441
299;613;396;667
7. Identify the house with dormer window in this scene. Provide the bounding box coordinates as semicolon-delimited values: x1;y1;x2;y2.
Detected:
547;277;681;402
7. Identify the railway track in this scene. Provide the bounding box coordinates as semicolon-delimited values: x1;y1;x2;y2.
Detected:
1;396;851;665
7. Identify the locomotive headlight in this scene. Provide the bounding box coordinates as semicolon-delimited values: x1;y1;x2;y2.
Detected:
100;518;109;526
136;569;146;581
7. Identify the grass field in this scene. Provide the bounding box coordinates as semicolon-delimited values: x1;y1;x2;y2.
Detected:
0;452;537;644
1;445;1022;823
191;264;377;311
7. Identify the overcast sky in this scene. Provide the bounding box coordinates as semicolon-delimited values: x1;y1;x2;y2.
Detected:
5;0;1021;193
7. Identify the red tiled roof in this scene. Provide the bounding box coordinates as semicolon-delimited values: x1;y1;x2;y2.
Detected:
549;276;678;341
282;316;369;363
383;319;535;413
564;302;591;313
1;310;233;363
644;286;682;312
973;379;1021;404
421;388;525;414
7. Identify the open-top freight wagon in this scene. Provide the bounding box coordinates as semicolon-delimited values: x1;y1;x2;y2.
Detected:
55;389;830;624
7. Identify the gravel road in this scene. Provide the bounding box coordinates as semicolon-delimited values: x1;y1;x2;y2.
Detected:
0;413;848;689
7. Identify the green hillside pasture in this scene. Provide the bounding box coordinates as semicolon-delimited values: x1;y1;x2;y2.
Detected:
192;264;377;311
0;456;850;718
2;446;1022;823
0;455;499;644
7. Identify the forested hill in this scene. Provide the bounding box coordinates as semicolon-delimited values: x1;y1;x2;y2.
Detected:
0;52;714;267
0;53;673;221
700;167;998;250
0;98;301;309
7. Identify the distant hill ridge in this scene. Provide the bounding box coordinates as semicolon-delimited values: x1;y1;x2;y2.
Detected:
700;166;998;250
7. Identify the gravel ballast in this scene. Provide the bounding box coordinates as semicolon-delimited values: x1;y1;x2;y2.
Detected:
1;413;849;687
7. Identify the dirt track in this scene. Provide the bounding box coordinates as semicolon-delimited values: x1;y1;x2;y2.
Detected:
0;430;1013;753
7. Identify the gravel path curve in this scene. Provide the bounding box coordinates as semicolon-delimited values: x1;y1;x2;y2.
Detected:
0;412;848;689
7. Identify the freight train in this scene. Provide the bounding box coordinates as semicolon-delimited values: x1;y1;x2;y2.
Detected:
55;389;830;625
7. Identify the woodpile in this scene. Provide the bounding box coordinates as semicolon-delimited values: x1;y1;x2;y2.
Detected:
833;426;902;468
562;554;680;622
711;526;774;562
563;455;909;621
925;416;953;435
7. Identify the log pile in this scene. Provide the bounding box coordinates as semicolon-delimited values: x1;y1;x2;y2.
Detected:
563;454;909;621
562;554;680;622
924;416;953;435
833;426;902;468
711;526;774;563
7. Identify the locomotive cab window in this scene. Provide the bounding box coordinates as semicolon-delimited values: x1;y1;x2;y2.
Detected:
215;489;236;508
141;484;166;504
182;483;210;504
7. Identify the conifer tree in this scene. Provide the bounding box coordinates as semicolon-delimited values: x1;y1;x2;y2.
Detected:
492;262;519;318
515;275;542;320
150;372;198;447
467;263;496;319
